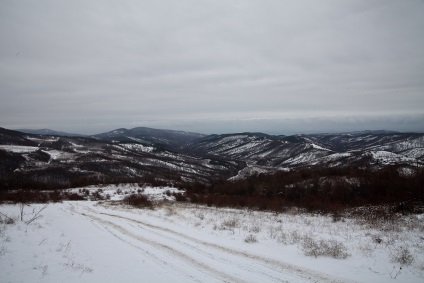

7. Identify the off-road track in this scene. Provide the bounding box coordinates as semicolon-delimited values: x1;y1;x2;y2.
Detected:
66;202;355;283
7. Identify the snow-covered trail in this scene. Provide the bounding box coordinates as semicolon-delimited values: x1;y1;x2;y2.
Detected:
65;202;353;283
2;200;424;283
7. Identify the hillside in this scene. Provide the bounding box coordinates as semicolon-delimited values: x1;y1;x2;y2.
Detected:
0;128;241;189
93;127;205;150
184;131;424;178
1;127;423;188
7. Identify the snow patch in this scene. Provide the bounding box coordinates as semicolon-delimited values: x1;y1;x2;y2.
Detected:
0;145;39;153
119;143;154;153
310;143;331;151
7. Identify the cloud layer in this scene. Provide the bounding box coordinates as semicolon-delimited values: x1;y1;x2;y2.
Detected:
1;0;424;134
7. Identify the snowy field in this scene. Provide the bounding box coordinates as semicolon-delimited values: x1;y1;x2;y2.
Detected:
1;185;423;283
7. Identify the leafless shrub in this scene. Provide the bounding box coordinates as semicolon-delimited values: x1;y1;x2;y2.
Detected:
325;240;350;259
351;205;402;232
90;190;104;201
123;194;153;209
25;204;48;224
245;234;258;243
64;259;94;275
277;232;289;244
221;217;238;230
267;225;282;239
172;192;187;202
302;235;321;258
0;212;16;224
196;212;205;220
415;260;424;271
249;224;261;233
63;192;86;201
289;230;303;245
391;246;414;266
301;236;350;259
370;234;383;244
165;207;177;216
1;204;48;225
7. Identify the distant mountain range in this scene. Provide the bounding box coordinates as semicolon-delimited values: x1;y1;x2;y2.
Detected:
15;129;85;137
92;127;205;149
1;126;423;188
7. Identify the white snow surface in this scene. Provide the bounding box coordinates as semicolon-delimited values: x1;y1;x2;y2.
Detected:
1;193;423;283
26;136;60;143
118;143;154;153
42;150;68;160
310;143;331;151
370;151;416;165
0;145;39;153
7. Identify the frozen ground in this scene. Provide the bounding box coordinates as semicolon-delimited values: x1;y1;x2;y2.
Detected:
1;185;423;283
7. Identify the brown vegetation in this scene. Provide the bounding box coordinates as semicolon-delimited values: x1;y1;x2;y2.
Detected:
122;194;153;208
181;166;424;214
0;189;85;204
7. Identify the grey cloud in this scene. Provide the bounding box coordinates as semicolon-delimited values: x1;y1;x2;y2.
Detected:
1;0;424;134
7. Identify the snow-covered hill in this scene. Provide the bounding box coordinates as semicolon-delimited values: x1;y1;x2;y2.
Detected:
15;129;85;137
93;127;206;150
0;128;240;188
185;131;424;177
1;127;423;185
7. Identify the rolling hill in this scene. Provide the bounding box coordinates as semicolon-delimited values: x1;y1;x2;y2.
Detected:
1;127;423;188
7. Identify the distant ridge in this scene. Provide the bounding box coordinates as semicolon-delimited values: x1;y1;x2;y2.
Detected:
314;130;400;136
15;129;85;137
93;126;206;149
1;126;423;185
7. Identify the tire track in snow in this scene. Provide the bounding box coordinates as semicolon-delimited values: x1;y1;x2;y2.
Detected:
98;215;286;283
67;203;210;282
78;211;246;283
75;204;288;282
96;209;356;283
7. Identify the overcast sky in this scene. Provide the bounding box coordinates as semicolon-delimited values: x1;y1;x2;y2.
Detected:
1;0;424;135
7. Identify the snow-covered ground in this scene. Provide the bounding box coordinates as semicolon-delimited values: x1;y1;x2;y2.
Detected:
1;187;423;282
0;145;39;153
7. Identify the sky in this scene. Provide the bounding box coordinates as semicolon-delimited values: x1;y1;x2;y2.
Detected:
1;0;424;135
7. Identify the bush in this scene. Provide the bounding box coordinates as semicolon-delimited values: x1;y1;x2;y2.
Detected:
391;246;414;265
0;189;92;203
123;194;153;208
63;192;86;201
172;192;187;202
244;234;258;243
0;214;15;225
90;190;104;201
183;166;424;214
221;218;238;230
301;236;350;259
